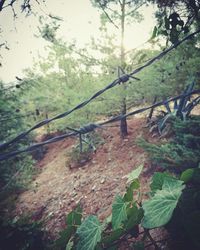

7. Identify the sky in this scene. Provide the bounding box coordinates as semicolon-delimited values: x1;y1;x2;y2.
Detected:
0;0;156;83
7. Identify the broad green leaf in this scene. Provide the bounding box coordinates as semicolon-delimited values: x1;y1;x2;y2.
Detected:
55;206;82;249
55;226;74;250
180;168;194;183
77;215;102;250
123;179;140;202
125;206;143;231
125;165;143;183
66;205;82;226
150;172;170;192
142;177;185;228
112;195;127;229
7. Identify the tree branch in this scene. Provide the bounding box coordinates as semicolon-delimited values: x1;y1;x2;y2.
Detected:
97;0;119;29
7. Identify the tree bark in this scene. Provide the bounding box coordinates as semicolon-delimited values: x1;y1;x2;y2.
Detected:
120;0;128;138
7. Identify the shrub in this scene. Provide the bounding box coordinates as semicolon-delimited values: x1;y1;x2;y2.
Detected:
138;116;200;172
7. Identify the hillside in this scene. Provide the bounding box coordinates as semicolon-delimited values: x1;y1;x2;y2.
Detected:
14;117;154;238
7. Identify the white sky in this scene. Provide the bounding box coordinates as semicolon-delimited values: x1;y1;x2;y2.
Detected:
0;0;156;83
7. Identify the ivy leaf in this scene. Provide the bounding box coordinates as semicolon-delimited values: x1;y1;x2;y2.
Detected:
77;215;102;250
55;206;82;249
180;168;194;183
150;172;170;193
112;195;127;229
126;206;143;231
142;177;185;228
125;165;143;183
123;179;140;202
66;204;82;226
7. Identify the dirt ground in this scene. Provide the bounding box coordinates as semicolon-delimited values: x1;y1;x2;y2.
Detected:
14;117;158;240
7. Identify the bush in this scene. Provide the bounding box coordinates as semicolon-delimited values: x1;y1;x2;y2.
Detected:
0;216;46;250
138;116;200;172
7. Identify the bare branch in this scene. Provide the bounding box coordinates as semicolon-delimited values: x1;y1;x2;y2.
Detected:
97;0;119;29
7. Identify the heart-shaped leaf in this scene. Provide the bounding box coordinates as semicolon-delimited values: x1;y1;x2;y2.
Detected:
77;215;102;250
142;177;185;228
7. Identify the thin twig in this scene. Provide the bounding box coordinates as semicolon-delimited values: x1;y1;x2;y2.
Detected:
97;1;119;29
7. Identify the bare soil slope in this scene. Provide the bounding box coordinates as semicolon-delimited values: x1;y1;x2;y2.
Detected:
15;118;152;238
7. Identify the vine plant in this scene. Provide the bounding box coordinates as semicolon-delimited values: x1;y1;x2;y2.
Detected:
53;164;199;250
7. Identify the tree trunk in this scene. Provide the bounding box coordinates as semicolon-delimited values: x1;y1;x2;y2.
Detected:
120;97;128;137
120;0;128;138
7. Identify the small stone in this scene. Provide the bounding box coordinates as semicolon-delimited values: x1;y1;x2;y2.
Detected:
100;178;106;184
72;192;77;197
91;185;96;191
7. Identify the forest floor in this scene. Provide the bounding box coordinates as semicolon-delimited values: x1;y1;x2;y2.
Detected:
14;117;161;241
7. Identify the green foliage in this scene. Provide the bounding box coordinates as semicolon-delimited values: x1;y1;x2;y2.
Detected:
142;176;185;228
150;172;170;192
0;217;46;250
0;82;35;193
138;116;200;171
54;205;82;250
148;0;200;44
125;165;143;183
180;168;194;183
112;195;127;229
77;215;102;250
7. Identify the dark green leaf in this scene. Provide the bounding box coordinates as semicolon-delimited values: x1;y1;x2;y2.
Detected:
55;206;82;249
123;180;140;202
180;168;194;183
66;205;82;226
150;172;170;192
125;206;143;231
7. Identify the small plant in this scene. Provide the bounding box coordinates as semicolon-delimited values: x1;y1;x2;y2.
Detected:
149;82;200;135
68;132;104;167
